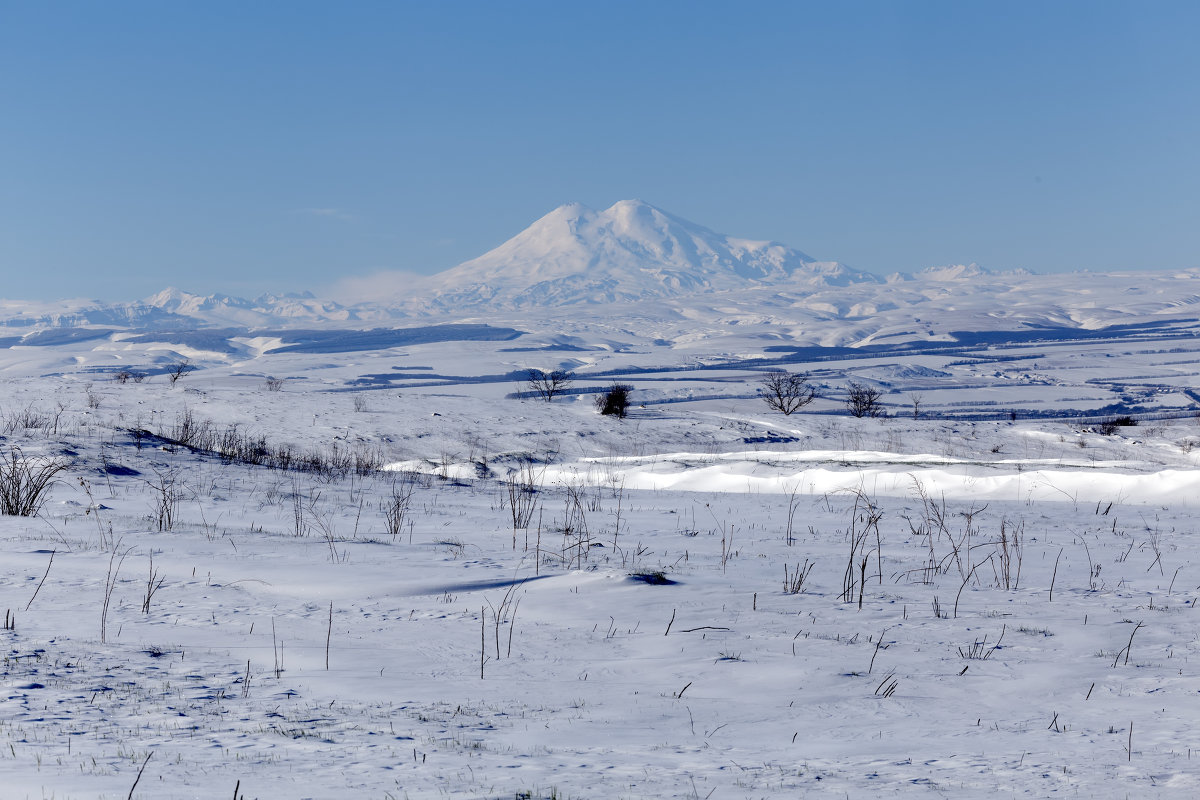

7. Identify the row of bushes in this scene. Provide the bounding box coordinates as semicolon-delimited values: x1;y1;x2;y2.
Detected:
136;408;383;478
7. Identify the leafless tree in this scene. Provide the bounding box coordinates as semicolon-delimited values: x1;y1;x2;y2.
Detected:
526;368;574;402
845;381;884;418
167;358;194;386
908;392;924;419
759;370;817;415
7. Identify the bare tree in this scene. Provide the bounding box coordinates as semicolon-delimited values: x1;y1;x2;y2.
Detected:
845;382;884;418
759;370;817;415
908;392;924;419
526;369;574;402
167;358;194;386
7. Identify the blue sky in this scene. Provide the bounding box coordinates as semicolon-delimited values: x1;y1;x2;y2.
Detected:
1;1;1197;301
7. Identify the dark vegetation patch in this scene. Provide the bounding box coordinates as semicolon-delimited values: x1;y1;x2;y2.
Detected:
627;571;678;586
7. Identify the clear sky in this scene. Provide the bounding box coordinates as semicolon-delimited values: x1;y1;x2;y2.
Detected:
2;1;1197;301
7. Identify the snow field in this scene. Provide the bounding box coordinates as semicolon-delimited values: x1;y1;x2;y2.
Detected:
0;369;1199;798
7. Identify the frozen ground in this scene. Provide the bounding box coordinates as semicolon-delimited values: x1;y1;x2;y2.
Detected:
1;326;1200;799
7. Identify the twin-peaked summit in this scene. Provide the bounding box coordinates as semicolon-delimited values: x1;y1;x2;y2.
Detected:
410;200;878;311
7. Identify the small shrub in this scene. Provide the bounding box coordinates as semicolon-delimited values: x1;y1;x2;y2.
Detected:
958;625;1006;659
783;560;815;594
147;469;182;532
263;377;285;391
0;448;70;516
628;570;676;585
166;407;215;449
1097;416;1137;435
595;384;632;418
504;459;541;530
384;473;417;539
2;404;49;434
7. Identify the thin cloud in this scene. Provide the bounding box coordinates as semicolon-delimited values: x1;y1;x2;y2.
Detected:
327;269;428;304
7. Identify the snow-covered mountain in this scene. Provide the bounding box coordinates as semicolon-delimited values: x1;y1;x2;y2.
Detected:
0;297;182;330
2;200;1198;357
143;288;366;327
0;201;874;329
401;199;877;312
0;289;373;332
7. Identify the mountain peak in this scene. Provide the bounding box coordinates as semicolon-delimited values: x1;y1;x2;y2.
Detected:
541;201;595;221
407;201;876;311
145;287;249;313
604;198;659;215
918;263;989;281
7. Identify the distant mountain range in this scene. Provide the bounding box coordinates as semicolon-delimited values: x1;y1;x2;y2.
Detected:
0;290;379;331
1;201;1198;352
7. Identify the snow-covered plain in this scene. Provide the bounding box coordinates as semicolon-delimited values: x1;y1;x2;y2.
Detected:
2;321;1200;800
4;203;1200;798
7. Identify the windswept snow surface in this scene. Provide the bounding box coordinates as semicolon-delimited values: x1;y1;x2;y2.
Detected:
0;338;1199;798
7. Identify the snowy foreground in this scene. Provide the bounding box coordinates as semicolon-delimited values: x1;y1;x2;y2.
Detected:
2;367;1200;799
